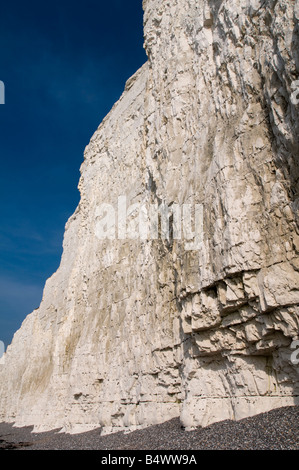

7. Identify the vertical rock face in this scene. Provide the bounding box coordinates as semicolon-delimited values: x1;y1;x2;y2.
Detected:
1;0;299;433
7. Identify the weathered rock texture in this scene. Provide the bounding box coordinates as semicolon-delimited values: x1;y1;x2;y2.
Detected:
1;0;299;433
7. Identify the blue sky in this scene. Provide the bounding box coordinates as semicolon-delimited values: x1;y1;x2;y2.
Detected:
0;0;147;346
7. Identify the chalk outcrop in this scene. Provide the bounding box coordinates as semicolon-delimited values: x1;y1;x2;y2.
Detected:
1;0;299;433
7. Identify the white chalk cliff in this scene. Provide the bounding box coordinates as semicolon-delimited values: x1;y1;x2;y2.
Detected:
1;0;299;433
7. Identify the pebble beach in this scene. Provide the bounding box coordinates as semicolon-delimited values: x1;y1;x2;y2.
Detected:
0;405;298;451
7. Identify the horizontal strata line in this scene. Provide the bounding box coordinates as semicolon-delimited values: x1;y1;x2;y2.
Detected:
86;400;181;404
184;395;299;399
72;396;299;403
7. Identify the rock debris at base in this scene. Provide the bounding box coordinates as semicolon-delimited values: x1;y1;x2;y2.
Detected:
1;0;299;433
0;406;298;450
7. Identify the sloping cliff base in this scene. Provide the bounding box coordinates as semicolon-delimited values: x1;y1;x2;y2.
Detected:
1;0;299;434
0;406;298;450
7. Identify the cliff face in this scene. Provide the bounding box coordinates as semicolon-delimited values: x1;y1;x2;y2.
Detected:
1;0;299;433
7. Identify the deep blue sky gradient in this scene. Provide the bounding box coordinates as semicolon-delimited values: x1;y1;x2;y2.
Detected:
0;0;147;346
